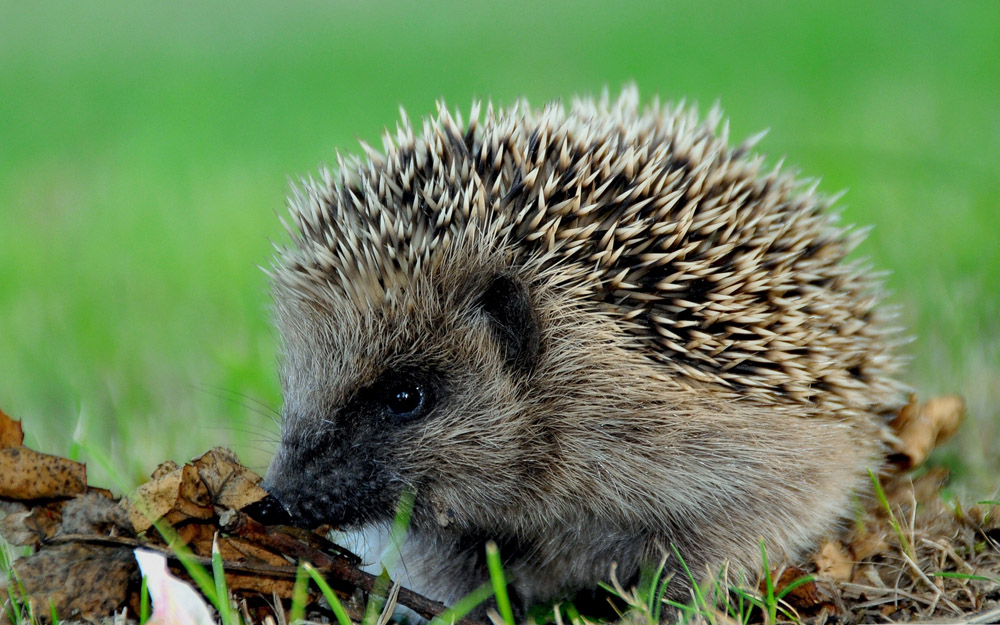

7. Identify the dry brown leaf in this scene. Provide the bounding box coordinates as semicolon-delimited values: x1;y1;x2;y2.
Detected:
1;542;136;620
172;463;213;515
889;394;920;433
217;535;291;566
222;570;297;597
813;541;853;582
0;506;62;547
175;521;218;556
921;395;965;444
150;460;180;480
192;446;268;510
0;447;86;499
122;463;213;533
60;490;132;536
0;407;24;448
0;418;461;625
123;449;268;534
771;566;822;609
0;510;37;547
890;395;965;470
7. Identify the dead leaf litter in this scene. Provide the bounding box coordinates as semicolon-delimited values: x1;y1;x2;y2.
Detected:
1;397;997;624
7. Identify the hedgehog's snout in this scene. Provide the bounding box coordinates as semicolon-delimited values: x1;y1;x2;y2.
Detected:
263;482;337;529
264;430;354;528
265;410;404;530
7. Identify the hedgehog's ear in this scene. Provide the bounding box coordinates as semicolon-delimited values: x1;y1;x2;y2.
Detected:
476;274;540;375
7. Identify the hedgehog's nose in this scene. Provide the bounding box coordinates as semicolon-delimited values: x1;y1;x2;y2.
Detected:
260;477;330;529
242;493;295;526
262;441;350;529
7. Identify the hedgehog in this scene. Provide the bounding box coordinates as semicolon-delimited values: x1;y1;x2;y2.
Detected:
263;87;907;613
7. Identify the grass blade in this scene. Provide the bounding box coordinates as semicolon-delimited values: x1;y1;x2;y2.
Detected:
211;534;236;625
302;563;356;625
868;468;915;560
759;541;776;625
140;575;151;624
289;563;309;624
428;582;493;625
486;541;516;625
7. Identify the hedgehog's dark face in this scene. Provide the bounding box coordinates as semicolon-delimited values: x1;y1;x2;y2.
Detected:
264;264;546;530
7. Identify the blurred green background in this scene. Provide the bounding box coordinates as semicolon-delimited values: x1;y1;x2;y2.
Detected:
1;1;997;492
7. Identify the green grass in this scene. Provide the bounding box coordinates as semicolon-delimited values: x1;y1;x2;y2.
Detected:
486;541;516;625
599;544;828;625
0;0;997;491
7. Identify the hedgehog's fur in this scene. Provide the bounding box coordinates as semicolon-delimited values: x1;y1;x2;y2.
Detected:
264;87;908;612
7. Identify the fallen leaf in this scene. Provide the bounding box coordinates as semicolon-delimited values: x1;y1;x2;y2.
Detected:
1;542;135;619
921;395;965;444
222;570;297;597
123;449;269;534
175;522;219;558
217;535;292;567
191;447;268;510
771;566;821;609
0;407;24;448
0;510;38;547
0;504;62;547
889;395;965;470
123;464;213;533
888;394;920;433
61;490;134;536
0;447;86;499
151;460;180;480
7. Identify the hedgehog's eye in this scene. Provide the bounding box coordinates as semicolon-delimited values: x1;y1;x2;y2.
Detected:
381;379;429;419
